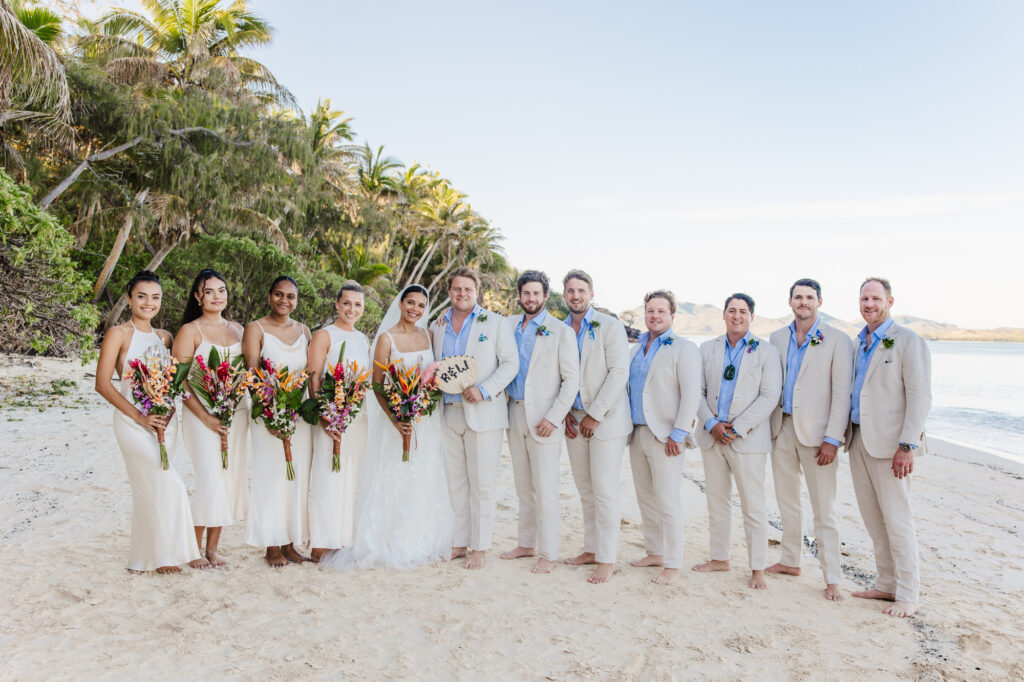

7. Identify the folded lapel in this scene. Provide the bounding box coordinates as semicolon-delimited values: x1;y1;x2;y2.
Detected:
863;324;893;385
710;335;725;406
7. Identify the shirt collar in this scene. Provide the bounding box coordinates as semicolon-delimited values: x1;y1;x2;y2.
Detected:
445;304;481;325
789;317;821;343
858;317;894;343
523;309;548;329
726;331;752;349
565;306;594;329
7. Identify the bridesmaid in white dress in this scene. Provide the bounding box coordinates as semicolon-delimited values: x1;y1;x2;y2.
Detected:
94;270;203;573
172;269;248;567
241;276;313;567
307;281;371;562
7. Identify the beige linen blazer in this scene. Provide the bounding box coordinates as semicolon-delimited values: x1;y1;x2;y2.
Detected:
843;323;932;458
627;334;702;446
432;308;519;432
696;334;783;454
506;314;580;444
769;321;854;447
572;310;632;440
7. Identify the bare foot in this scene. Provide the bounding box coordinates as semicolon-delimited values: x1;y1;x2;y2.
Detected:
692;559;730;572
852;588;896;601
652;568;680;585
464;550;486;570
282;544;308;564
588;563;615;584
825;584;845;601
565;551;597;566
500;546;536;560
309;548;328;564
265;546;287;568
189;557;212;570
630;554;663;568
748;570;768;590
451;547;468;560
765;562;801;576
205;550;226;567
156;565;181;574
531;558;556;574
883;601;919;617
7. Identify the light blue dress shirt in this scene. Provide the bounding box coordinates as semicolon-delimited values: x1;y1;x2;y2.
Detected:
628;330;687;443
851;317;894;426
507;309;548;402
783;319;840;447
704;332;751;433
441;304;490;404
564;306;594;410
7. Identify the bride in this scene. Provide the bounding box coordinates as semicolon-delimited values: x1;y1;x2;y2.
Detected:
320;284;454;570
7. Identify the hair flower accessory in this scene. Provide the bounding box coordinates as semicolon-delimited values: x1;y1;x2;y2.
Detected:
882;336;895;349
809;329;824;346
536;325;550;337
746;338;760;353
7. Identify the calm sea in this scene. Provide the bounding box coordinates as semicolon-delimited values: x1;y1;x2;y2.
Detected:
683;337;1024;458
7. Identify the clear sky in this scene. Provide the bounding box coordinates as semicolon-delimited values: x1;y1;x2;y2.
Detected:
85;1;1024;327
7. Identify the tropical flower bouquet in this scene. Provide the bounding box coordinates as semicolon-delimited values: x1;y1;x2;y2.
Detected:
246;358;309;480
300;343;371;472
127;350;191;470
372;360;442;461
187;347;247;469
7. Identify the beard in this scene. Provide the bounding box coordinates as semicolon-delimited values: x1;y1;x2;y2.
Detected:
565;300;589;315
519;299;545;315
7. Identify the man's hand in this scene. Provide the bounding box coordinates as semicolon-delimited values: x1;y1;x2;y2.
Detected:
665;439;682;457
711;422;736;445
816;442;838;466
462;386;484;404
892;448;914;479
564;412;579;439
580;414;600;439
535;419;556;438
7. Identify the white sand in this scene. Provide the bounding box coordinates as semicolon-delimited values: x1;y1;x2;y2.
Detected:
2;356;1023;680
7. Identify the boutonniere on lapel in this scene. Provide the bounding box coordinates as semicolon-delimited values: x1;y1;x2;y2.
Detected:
536;325;550;337
882;336;895;349
588;320;601;340
809;330;824;346
478;333;488;342
661;335;674;346
746;338;760;353
477;313;489;323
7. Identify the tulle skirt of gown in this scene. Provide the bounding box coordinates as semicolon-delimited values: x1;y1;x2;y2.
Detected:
181;408;233;527
113;409;201;571
319;410;453;571
309;412;368;549
245;420;313;547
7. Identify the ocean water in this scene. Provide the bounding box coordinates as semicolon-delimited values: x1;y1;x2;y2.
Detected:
682;336;1024;458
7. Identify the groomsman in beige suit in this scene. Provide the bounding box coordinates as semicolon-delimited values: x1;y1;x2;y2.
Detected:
766;278;853;601
627;290;701;585
560;270;632;584
431;267;519;570
846;277;931;617
693;294;782;589
500;270;580;574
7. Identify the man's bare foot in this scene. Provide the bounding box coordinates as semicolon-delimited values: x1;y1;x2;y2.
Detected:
692;559;730;572
189;557;212;570
765;562;801;576
500;546;536;560
630;554;663;568
265;546;287;568
588;563;615;584
156;565;180;574
652;568;679;585
883;601;919;617
825;584;845;601
309;548;328;564
565;551;597;566
464;550;486;570
531;558;555;574
451;547;468;560
205;550;226;567
748;570;768;589
852;588;896;601
281;544;308;564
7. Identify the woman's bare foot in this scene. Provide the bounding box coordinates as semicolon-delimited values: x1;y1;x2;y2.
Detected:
765;562;801;576
825;584;845;601
565;551;597;566
630;554;663;568
464;550;486;570
652;568;680;585
852;588;895;601
692;559;730;572
500;546;536;560
748;570;768;590
281;544;308;563
883;601;919;617
309;548;329;563
156;565;180;574
205;550;226;567
189;557;212;570
531;558;555;574
451;547;468;560
588;563;615;584
265;546;287;567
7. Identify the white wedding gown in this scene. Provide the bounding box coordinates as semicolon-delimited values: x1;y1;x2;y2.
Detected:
320;330;453;571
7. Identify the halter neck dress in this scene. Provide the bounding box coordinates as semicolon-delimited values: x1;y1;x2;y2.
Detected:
112;324;200;570
245;321;313;548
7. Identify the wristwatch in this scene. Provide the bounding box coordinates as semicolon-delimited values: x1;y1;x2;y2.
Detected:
898;443;913;453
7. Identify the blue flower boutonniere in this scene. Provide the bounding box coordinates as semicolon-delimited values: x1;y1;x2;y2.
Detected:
477;313;489;323
662;336;674;346
809;330;824;346
478;333;488;342
882;336;895;349
536;325;550;337
746;338;760;354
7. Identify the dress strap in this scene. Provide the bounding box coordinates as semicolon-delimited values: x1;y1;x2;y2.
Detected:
193;320;205;342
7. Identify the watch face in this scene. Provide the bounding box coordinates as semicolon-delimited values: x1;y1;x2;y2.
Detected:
899;444;912;452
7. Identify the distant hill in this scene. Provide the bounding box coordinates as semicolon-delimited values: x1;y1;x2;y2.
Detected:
617;304;1024;342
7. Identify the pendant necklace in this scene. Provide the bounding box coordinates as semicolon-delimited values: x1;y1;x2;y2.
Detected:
723;338;744;380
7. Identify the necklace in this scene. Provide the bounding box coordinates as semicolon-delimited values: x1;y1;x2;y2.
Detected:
723;338;744;380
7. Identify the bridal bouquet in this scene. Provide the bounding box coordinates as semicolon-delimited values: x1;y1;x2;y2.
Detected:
127;350;191;470
372;359;442;462
187;347;247;469
300;342;371;472
246;358;309;480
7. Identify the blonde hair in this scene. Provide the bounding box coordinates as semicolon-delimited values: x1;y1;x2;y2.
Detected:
644;289;676;314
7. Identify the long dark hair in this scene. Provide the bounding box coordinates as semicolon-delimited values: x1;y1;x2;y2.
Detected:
182;269;228;325
400;284;428;302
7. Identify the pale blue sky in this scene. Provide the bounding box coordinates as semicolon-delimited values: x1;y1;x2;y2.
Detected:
87;1;1024;327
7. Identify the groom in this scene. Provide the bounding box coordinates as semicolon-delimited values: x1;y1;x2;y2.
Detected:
431;267;519;570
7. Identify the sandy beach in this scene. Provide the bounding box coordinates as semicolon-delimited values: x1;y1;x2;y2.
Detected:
2;355;1023;681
